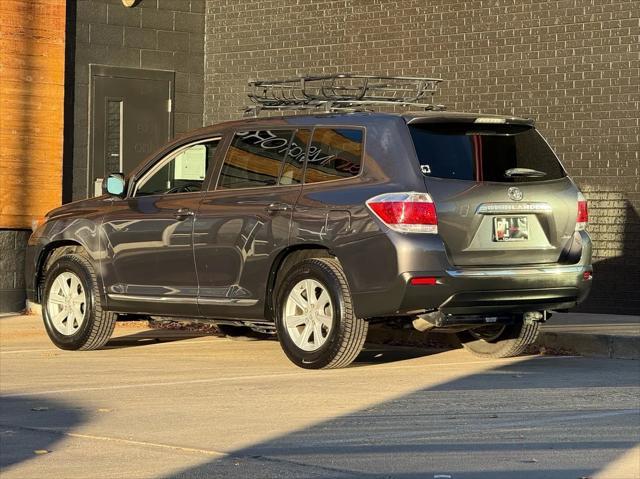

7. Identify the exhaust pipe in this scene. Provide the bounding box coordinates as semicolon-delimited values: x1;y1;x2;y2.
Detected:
412;317;436;332
524;311;547;322
412;310;445;331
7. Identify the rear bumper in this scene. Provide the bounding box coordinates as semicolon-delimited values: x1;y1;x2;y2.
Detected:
351;232;593;318
440;265;591;314
406;264;591;315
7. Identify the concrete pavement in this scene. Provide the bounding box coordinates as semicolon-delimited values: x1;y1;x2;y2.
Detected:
1;314;639;478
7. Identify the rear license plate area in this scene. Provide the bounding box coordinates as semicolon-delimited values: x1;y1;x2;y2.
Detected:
493;216;529;242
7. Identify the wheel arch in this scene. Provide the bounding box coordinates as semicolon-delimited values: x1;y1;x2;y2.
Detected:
35;240;88;302
264;244;336;321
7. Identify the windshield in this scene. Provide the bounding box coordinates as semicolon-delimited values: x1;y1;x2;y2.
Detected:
409;124;566;183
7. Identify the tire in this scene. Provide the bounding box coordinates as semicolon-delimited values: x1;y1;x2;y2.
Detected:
42;253;116;350
456;317;541;359
275;258;368;369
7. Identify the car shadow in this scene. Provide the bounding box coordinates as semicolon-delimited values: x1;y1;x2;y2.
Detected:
104;323;448;366
353;344;448;366
104;327;218;349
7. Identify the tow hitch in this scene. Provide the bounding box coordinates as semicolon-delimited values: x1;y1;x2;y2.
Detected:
413;310;546;333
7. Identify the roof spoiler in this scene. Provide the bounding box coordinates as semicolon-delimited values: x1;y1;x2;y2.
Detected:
407;115;535;126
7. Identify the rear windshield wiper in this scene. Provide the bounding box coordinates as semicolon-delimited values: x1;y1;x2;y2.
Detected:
504;167;547;178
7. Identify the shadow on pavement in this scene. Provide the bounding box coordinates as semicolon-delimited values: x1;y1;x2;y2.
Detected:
353;344;443;366
104;328;215;349
160;355;639;479
0;396;86;470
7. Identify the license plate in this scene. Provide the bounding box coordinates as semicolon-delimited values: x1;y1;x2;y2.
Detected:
493;216;529;242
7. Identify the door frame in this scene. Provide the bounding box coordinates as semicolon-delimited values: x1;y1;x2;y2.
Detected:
88;64;175;198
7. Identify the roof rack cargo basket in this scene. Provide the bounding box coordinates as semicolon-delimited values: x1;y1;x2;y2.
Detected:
245;73;445;116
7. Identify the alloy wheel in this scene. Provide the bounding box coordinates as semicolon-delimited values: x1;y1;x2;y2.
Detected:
283;279;334;352
46;271;87;336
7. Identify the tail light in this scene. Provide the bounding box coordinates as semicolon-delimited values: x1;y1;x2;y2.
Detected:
576;191;588;231
366;192;438;234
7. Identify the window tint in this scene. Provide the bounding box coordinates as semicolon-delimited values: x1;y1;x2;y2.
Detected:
304;128;363;184
409;125;565;183
218;130;295;189
135;140;219;196
279;129;310;185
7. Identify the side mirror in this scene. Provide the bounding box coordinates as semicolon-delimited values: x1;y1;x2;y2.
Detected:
104;173;126;197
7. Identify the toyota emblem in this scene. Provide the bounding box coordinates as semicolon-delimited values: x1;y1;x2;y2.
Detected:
508;187;523;201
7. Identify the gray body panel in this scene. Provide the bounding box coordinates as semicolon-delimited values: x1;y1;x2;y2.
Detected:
25;111;593;324
424;176;578;267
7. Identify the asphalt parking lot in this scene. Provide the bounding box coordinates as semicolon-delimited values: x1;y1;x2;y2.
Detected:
1;314;639;479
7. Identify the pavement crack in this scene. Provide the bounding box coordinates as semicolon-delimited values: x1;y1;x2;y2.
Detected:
243;452;375;477
0;423;227;458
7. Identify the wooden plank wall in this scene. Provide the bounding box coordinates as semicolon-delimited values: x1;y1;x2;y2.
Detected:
0;0;66;229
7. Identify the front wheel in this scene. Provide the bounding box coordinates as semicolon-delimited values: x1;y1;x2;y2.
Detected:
42;253;117;350
275;258;368;369
456;317;541;358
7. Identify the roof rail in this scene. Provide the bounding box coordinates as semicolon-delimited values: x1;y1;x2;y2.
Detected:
244;73;445;116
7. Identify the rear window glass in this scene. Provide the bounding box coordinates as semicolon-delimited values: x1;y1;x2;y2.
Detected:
279;129;310;186
409;124;565;182
304;128;363;184
218;130;295;189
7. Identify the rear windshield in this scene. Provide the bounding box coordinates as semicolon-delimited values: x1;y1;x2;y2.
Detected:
409;124;566;182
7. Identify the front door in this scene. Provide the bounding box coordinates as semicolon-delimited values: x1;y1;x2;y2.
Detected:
101;139;221;316
90;66;174;197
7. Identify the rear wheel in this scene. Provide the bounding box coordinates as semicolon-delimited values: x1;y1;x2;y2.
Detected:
42;253;116;350
275;258;368;369
456;316;541;358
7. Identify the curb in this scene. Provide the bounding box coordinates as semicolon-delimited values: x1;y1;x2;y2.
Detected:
536;331;639;360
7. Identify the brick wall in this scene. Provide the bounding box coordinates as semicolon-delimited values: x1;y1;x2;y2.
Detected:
204;0;640;314
72;0;206;199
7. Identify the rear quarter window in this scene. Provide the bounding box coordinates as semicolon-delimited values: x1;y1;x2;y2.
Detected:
409;124;566;183
304;128;364;184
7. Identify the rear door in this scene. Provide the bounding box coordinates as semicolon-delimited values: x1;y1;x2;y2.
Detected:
409;121;579;267
193;128;309;319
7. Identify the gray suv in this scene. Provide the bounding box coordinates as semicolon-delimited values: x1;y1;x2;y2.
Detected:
26;107;592;369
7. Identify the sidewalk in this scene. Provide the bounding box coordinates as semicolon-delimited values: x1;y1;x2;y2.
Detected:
367;312;640;360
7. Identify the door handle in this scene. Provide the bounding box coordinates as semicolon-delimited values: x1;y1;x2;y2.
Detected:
265;203;290;213
175;208;195;220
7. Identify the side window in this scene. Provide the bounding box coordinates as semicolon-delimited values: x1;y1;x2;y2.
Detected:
217;130;295;189
279;129;310;185
135;140;219;196
304;128;363;184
